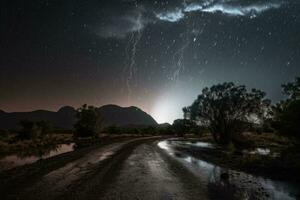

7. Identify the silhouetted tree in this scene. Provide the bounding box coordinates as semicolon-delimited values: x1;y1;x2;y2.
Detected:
158;125;174;135
36;121;52;135
272;77;300;140
186;82;270;146
131;128;140;135
172;119;197;137
143;126;157;135
74;104;102;138
17;120;42;140
105;125;120;135
189;125;203;136
0;129;9;140
183;107;189;119
282;77;300;100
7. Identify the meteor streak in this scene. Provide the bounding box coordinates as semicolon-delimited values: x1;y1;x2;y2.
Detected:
125;13;143;99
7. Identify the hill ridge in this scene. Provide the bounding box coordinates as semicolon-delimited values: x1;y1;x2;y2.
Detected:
0;105;157;130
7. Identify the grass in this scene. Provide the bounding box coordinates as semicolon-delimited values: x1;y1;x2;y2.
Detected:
0;132;74;158
0;131;160;158
243;132;294;149
182;132;300;182
1;130;298;182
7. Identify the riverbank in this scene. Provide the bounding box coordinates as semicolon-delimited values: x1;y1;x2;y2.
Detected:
1;136;299;200
0;133;163;171
176;133;300;183
158;139;300;200
0;133;160;158
0;137;179;200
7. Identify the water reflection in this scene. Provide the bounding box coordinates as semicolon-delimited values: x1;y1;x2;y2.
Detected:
158;140;299;200
0;143;75;171
167;139;215;149
157;140;170;150
255;148;271;155
242;147;281;158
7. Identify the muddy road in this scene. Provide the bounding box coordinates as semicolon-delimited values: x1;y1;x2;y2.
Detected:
0;137;208;200
0;138;298;200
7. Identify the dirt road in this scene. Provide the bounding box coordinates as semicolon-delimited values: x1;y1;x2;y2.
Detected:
0;137;209;200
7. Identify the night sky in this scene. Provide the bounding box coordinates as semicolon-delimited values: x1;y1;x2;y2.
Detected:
1;0;300;123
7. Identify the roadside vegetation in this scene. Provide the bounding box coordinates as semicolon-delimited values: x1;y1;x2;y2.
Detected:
0;77;299;182
179;77;300;182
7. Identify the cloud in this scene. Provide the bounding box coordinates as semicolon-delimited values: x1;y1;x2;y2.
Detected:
155;9;185;22
155;0;283;22
201;2;281;16
183;4;203;12
97;8;146;39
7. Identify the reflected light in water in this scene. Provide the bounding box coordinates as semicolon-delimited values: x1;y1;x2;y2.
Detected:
158;139;299;200
157;141;170;150
0;143;75;171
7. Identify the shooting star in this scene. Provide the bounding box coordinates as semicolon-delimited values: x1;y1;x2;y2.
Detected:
125;12;144;99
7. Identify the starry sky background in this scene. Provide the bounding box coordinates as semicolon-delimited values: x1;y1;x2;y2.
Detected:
1;0;300;123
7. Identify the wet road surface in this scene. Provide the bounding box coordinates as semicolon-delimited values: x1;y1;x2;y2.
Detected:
0;137;208;200
0;138;298;200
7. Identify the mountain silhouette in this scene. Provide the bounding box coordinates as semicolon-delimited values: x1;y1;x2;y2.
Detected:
0;105;157;130
98;105;157;127
0;106;77;130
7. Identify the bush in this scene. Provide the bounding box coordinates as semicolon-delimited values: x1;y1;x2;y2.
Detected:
104;125;120;135
185;82;270;146
272;77;300;141
158;126;174;135
74;104;102;138
172;119;198;137
142;126;157;135
0;129;9;140
17;120;52;140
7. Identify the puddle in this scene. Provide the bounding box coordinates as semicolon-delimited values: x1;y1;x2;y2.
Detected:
242;147;280;157
0;143;75;171
158;140;299;200
170;140;215;149
254;148;271;155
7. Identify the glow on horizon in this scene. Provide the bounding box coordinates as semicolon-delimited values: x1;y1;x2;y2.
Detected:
150;83;200;124
150;91;185;124
151;100;178;124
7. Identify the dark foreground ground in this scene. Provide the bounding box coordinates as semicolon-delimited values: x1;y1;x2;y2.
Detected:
0;137;209;200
